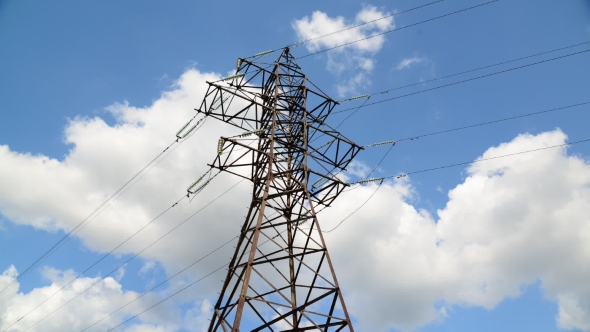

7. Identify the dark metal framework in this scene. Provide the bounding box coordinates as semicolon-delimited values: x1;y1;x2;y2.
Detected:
197;48;362;331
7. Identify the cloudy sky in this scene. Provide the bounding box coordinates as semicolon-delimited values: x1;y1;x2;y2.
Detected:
1;1;589;331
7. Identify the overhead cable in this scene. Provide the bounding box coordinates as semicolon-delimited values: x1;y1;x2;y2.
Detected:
105;264;229;332
5;195;189;332
333;49;590;114
0;113;207;299
297;0;499;59
79;236;239;332
363;101;590;146
17;178;244;332
102;220;287;332
339;40;590;104
326;137;590;233
345;100;589;194
243;0;444;59
381;137;590;180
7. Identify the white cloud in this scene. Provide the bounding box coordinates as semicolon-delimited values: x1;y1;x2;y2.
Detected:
557;293;590;331
395;56;425;70
321;129;590;331
0;63;589;332
183;299;212;332
0;265;218;332
292;6;394;98
292;6;394;54
123;324;174;332
0;265;164;332
0;68;249;297
344;160;372;179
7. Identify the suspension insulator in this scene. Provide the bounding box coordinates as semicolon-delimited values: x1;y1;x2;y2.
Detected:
366;139;397;147
254;50;274;58
180;125;198;139
175;121;192;138
347;94;370;101
217;138;225;155
351;177;384;185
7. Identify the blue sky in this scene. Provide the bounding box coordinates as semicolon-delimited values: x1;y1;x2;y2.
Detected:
1;1;590;331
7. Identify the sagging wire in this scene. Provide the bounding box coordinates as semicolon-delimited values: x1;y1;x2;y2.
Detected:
6;113;217;331
324;137;590;235
333;48;590;115
324;178;385;234
79;235;239;332
18;177;245;332
9;193;188;332
0;111;209;300
343;141;396;193
344;100;590;193
334;94;371;129
240;0;443;59
102;210;291;332
339;41;590;109
298;1;499;59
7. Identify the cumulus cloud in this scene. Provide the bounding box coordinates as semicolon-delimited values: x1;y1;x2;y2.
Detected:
292;6;394;97
0;265;216;332
321;129;590;331
292;6;393;54
0;265;159;332
0;68;248;292
1;63;589;332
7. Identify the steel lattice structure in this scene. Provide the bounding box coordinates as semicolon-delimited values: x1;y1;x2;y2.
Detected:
196;48;362;331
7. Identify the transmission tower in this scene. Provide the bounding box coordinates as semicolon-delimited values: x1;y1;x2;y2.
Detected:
196;47;362;331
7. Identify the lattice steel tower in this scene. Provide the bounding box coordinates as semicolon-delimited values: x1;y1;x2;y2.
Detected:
196;47;362;331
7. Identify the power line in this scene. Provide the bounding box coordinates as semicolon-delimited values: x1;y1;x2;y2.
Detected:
245;0;444;59
326;137;590;233
339;40;590;103
332;41;590;128
387;137;590;179
81;131;590;328
100;223;293;332
334;95;371;130
4;194;187;332
364;101;590;145
344;101;589;193
86;137;590;328
106;263;229;332
79;236;239;332
324;180;384;233
83;210;299;332
342;143;395;194
0;142;177;297
290;0;443;49
0;114;207;299
298;0;499;59
16;177;243;332
333;49;590;114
